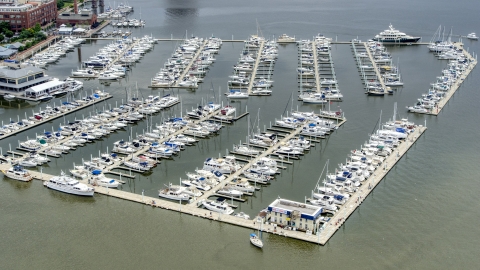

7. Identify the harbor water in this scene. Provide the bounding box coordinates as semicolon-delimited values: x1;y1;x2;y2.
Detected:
1;0;479;268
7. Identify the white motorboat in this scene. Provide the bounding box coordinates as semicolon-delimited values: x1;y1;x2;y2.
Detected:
467;32;478;40
277;34;295;43
18;157;39;167
44;172;94;196
98;73;119;80
228;178;255;193
226;90;249;99
1;165;33;182
158;186;191;201
234;212;251;219
217;187;244;197
89;170;121;188
203;156;242;174
3;94;16;101
232;144;260;156
202;198;234;215
407;105;429;114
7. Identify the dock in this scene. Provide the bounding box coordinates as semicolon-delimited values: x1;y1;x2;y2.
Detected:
312;41;321;93
427;43;477;115
246;40;265;95
0;93;112;141
363;42;387;90
173;40;208;87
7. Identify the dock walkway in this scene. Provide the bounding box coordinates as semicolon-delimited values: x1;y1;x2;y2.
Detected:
247;41;265;95
363;42;386;90
427;43;477;115
312;41;321;93
174;40;208;87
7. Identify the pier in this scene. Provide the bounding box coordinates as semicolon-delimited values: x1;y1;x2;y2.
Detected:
363;42;387;90
0;93;112;141
247;40;265;95
312;41;321;93
173;40;208;88
427;43;477;115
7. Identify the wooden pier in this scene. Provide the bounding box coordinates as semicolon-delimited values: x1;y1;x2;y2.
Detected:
0;93;112;141
174;40;208;88
247;40;265;95
427;43;477;116
312;41;321;93
363;42;387;90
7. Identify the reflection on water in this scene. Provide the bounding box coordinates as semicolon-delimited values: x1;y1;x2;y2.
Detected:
165;0;198;36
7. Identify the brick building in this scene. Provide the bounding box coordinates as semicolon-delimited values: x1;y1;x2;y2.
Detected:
0;0;57;31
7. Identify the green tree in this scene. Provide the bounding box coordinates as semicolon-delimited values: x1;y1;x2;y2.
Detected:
4;30;13;38
57;0;64;9
35;32;47;41
18;46;25;52
0;34;4;43
33;23;41;33
0;21;10;32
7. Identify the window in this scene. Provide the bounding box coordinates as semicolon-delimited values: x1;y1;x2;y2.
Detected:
7;79;16;84
28;75;34;81
18;77;27;84
34;73;44;79
280;213;282;217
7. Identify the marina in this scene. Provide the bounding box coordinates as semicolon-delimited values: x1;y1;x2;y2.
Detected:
1;0;480;265
0;119;425;245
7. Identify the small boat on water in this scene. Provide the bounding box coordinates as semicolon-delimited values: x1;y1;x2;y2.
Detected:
250;233;263;248
467;32;478;40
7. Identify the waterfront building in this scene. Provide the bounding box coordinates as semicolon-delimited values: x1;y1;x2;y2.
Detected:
0;0;57;31
266;198;323;233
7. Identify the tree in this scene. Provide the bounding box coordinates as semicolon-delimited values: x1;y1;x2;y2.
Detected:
57;0;64;9
0;34;4;43
4;30;13;38
0;21;10;32
35;32;47;41
33;23;41;33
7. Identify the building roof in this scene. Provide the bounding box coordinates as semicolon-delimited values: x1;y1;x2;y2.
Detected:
0;49;16;57
0;66;43;78
268;198;323;220
28;80;64;93
58;27;73;32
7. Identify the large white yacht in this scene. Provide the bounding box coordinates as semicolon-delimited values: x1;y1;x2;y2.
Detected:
44;172;95;196
373;24;421;43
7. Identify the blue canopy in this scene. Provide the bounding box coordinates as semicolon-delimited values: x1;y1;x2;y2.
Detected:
109;179;115;183
214;171;223;177
250;233;257;237
396;127;406;133
199;177;205;181
111;153;117;157
92;170;102;175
